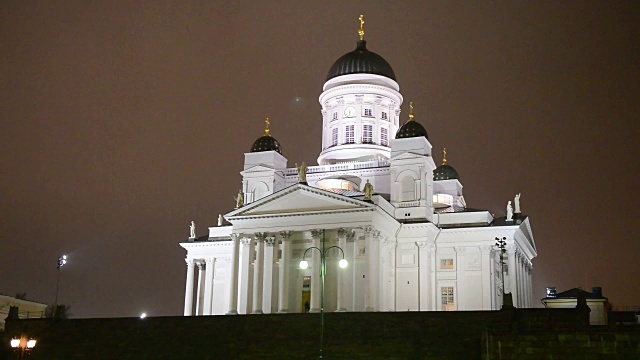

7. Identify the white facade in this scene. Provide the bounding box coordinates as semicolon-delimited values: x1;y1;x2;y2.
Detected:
180;30;537;316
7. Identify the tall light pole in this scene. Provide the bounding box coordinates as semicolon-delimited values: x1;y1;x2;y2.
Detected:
495;237;507;306
299;230;348;359
54;254;67;317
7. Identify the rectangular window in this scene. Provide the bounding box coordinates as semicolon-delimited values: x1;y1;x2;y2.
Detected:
381;111;388;120
332;112;338;120
364;108;373;117
440;258;454;269
363;124;373;143
345;125;355;144
441;287;455;311
380;128;388;146
331;128;338;146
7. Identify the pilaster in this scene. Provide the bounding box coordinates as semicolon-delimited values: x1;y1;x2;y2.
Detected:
203;257;216;315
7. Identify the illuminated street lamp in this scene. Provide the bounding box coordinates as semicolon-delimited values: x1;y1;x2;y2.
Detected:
299;231;348;359
495;237;507;303
10;336;37;359
54;254;67;317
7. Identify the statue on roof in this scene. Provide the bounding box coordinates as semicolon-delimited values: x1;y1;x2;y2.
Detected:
234;189;244;209
358;15;365;40
363;179;374;201
506;201;513;222
295;162;308;184
189;221;196;239
514;193;521;213
218;214;223;226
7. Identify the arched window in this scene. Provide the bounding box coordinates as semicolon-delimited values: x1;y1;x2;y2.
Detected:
401;176;415;201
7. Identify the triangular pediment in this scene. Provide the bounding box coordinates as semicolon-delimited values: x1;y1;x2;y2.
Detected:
241;164;275;174
391;151;426;161
227;184;372;218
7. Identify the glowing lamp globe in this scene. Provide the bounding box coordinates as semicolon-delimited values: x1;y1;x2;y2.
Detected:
339;259;348;268
299;260;309;269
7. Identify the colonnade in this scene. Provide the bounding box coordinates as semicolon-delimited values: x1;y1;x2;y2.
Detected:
505;247;533;308
183;227;379;316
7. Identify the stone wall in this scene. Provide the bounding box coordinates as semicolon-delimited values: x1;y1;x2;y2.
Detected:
2;309;639;359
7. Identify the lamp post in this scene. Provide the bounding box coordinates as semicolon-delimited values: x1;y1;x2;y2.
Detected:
54;254;67;317
495;237;507;303
10;336;36;359
299;230;348;359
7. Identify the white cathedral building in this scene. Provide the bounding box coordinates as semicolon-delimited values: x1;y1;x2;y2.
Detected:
180;19;536;317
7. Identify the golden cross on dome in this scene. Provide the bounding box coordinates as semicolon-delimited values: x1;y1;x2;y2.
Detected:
358;15;365;41
264;117;270;136
443;148;448;165
409;102;414;122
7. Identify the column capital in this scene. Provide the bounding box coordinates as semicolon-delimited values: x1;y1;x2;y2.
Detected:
416;241;435;251
240;237;252;246
185;258;195;266
265;236;276;246
337;228;348;237
230;233;241;241
363;226;374;235
346;229;356;241
453;246;466;253
196;261;205;270
372;230;381;240
480;245;493;254
279;230;292;240
382;236;397;249
310;229;323;239
254;232;268;241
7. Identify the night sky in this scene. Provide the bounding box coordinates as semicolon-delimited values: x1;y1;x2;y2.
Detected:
1;1;638;318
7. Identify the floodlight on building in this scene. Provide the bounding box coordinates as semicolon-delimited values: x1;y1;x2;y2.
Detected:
26;340;37;349
299;260;309;269
10;339;20;348
140;313;147;319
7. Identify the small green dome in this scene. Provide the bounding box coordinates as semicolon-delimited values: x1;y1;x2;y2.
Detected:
396;120;428;139
251;135;282;154
395;101;428;140
434;164;460;181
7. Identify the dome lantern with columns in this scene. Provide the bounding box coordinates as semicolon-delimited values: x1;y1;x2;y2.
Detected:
317;15;403;165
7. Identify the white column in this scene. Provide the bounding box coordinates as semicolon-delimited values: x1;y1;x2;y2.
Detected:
372;230;381;311
430;246;437;311
309;229;322;313
195;262;205;315
519;254;525;307
417;241;432;311
203;257;215;315
252;233;265;314
529;263;533;305
480;246;493;310
507;246;518;307
262;235;276;313
381;237;397;312
526;263;532;307
364;226;374;311
238;237;254;314
278;231;292;313
336;228;348;312
454;246;466;310
226;234;240;315
183;259;195;316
